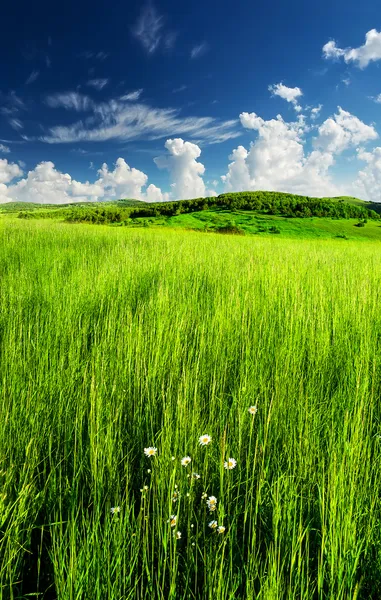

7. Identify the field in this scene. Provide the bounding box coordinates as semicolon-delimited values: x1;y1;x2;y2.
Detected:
1;219;381;599
130;209;381;240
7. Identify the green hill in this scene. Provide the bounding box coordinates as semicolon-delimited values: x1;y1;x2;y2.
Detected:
4;190;381;240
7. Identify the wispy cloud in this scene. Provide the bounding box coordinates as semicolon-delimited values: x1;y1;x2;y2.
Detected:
190;43;208;59
45;92;94;112
132;3;176;54
42;95;240;145
79;51;109;60
46;55;51;68
87;78;109;90
9;119;23;130
173;85;187;93
132;3;163;53
0;91;25;116
25;70;39;85
0;144;10;153
120;89;143;101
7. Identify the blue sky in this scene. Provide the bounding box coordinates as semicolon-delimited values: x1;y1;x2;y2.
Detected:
1;0;381;203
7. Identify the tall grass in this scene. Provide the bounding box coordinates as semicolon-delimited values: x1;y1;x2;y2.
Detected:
1;219;381;599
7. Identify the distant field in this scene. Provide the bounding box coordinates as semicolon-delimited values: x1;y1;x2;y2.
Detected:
1;219;381;599
131;209;381;240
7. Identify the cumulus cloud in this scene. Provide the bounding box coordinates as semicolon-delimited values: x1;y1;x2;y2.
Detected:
97;157;167;201
269;83;303;112
353;146;381;201
154;138;208;199
0;154;169;205
310;104;323;120
222;107;377;197
315;107;378;153
0;159;23;185
41;95;239;144
86;78;109;90
323;29;381;68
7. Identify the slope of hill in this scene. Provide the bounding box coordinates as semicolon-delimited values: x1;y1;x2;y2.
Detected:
0;198;143;213
4;191;381;240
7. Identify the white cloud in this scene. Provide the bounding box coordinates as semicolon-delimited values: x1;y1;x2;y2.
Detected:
269;83;303;112
0;91;25;117
0;154;169;204
323;29;381;69
353;146;381;202
222;107;378;197
41;96;239;144
310;104;323;120
372;94;381;104
0;144;10;154
120;89;143;101
25;70;40;85
155;138;206;199
190;43;208;59
0;159;23;185
315;107;378;153
86;78;109;90
45;92;94;112
132;4;164;54
9;119;23;130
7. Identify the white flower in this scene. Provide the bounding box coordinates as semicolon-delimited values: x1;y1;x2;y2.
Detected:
192;472;201;480
181;456;192;467
224;458;237;470
167;515;177;527
144;447;157;457
172;490;180;503
199;434;212;446
248;406;258;415
175;531;182;539
147;469;151;473
217;525;226;534
143;485;149;490
208;520;218;529
207;496;217;512
201;492;207;500
110;506;120;515
171;456;175;460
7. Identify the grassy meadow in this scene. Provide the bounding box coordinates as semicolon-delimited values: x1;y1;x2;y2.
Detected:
1;218;381;598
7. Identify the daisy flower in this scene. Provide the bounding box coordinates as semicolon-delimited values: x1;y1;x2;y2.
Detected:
192;472;201;480
110;506;120;515
172;490;180;503
167;515;177;528
208;520;218;529
175;531;182;539
207;496;217;511
224;458;237;470
181;456;192;467
199;434;212;446
201;492;208;500
248;406;258;415
217;525;226;534
144;447;157;457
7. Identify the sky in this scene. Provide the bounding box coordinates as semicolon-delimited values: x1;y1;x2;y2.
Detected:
2;0;381;203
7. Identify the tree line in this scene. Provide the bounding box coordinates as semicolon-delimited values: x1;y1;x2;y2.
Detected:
18;191;380;224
